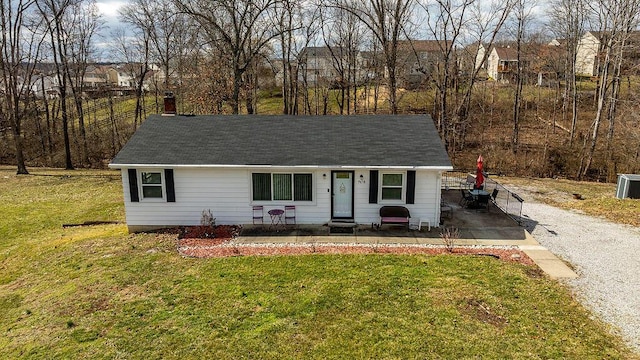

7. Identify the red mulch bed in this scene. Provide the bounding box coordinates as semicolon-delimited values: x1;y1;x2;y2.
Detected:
175;226;535;266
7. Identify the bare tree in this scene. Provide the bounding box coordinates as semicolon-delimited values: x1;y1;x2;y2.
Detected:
275;0;299;114
119;0;193;112
442;0;515;153
419;0;471;143
422;0;514;151
319;3;364;114
36;0;79;170
295;12;323;115
579;0;640;179
0;0;45;174
173;0;282;114
66;0;102;166
110;28;151;130
333;0;415;114
508;0;537;154
547;0;587;146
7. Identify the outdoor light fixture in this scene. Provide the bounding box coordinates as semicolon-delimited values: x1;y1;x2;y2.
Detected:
323;173;327;179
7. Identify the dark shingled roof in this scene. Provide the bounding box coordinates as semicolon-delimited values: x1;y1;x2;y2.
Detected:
110;115;452;168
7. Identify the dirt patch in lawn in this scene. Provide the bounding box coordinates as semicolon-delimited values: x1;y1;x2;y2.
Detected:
462;297;508;328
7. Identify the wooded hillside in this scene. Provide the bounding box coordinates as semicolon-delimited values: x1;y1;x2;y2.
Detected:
1;79;638;182
2;0;640;181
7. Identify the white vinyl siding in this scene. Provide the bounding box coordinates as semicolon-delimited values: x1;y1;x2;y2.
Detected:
121;168;443;228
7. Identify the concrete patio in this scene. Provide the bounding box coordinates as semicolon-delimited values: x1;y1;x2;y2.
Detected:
239;190;526;243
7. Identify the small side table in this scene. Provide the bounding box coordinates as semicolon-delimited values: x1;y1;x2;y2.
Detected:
268;209;284;230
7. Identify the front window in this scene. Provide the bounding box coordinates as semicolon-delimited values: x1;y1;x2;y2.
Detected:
252;173;313;202
141;171;163;199
381;173;404;201
273;174;293;201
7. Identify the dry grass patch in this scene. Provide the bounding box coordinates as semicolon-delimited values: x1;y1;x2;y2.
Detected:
499;176;640;227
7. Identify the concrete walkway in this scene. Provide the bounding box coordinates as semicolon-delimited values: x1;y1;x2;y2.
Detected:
236;228;577;279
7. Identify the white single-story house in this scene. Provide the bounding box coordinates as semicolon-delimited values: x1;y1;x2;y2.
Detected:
109;114;453;232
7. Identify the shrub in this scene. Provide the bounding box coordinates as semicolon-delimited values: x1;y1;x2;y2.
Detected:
201;209;216;227
440;227;460;253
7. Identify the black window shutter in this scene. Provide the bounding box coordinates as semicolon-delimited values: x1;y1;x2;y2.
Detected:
128;169;139;202
406;170;416;204
369;170;379;204
165;169;176;202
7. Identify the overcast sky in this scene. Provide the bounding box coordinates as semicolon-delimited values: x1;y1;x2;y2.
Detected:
96;0;124;23
95;1;126;60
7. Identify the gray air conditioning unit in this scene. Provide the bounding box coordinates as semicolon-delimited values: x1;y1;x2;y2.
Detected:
616;174;640;199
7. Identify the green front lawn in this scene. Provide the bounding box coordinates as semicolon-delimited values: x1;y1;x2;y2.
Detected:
0;167;636;358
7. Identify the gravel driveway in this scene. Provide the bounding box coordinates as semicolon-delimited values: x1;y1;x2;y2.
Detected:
514;192;640;352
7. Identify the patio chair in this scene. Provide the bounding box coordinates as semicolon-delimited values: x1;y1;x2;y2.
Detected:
459;189;474;206
491;189;499;204
476;194;491;211
440;198;452;219
284;205;296;225
252;205;264;225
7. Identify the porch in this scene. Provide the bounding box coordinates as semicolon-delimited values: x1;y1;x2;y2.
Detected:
236;189;530;245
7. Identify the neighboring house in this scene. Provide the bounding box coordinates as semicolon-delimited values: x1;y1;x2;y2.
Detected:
298;46;339;86
259;58;287;89
107;63;156;91
575;31;640;76
298;46;363;87
575;31;602;76
473;43;488;71
109;113;452;232
486;46;519;81
548;38;566;47
108;65;137;88
359;50;385;81
82;65;110;88
29;73;59;99
396;40;452;88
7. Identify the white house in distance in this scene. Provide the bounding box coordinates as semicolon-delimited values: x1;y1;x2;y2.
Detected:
298;46;365;86
575;31;602;76
576;30;640;76
486;46;518;81
109;113;452;232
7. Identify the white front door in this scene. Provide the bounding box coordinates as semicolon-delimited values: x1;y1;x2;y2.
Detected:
332;171;353;219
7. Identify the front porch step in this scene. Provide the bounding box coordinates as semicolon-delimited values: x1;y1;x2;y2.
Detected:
328;220;357;235
328;221;357;228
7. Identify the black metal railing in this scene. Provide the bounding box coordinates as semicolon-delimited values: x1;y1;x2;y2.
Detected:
442;170;524;224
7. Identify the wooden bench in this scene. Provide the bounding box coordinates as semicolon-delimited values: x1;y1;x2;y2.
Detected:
379;206;411;229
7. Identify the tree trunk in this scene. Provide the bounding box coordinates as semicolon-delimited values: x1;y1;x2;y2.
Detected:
580;50;610;179
231;68;242;114
11;120;28;174
388;67;398;114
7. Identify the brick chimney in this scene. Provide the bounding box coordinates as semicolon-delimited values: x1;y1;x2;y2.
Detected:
163;91;176;116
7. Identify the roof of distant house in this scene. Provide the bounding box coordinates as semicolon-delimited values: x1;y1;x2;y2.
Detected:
493;47;519;61
398;40;452;52
110;115;452;169
300;46;353;58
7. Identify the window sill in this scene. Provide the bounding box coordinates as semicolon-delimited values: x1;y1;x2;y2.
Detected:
138;197;166;203
251;200;315;206
379;199;405;205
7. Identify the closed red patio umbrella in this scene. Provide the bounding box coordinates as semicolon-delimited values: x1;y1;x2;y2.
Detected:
475;155;484;189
